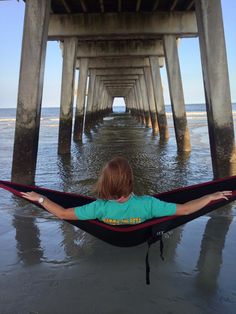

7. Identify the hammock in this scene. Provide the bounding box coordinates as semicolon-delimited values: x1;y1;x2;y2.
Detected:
1;177;236;284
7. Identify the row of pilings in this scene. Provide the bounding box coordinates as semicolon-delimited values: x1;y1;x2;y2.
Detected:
11;0;236;184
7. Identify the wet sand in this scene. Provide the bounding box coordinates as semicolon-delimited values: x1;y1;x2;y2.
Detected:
0;110;236;313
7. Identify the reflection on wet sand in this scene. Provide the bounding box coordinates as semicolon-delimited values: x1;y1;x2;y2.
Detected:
195;204;233;295
3;112;236;313
58;153;89;261
12;198;43;265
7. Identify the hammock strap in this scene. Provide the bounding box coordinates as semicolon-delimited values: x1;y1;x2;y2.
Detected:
145;230;165;285
145;243;151;285
160;235;164;261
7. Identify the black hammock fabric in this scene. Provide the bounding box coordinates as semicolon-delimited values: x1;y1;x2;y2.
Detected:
1;177;236;248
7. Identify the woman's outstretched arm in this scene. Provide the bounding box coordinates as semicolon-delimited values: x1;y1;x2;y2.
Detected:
21;191;78;220
21;190;233;221
175;191;232;216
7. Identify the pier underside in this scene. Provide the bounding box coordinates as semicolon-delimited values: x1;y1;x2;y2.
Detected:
11;0;236;183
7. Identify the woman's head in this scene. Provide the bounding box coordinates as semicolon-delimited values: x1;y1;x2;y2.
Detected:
94;157;133;200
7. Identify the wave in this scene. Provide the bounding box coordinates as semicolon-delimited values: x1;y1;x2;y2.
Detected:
0;118;59;122
166;111;236;116
0;118;16;122
1;112;236;123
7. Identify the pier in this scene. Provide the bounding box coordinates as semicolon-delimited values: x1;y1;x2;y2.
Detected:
11;0;236;183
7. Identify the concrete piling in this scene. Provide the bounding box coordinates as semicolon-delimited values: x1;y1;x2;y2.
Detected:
11;0;51;184
134;85;142;122
85;69;96;131
58;38;77;154
139;74;152;128
164;35;191;152
143;66;159;134
11;1;235;181
195;0;236;177
135;81;146;124
73;58;88;141
149;56;169;140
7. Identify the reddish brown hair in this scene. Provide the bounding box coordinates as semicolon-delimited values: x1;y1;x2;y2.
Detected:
94;157;133;200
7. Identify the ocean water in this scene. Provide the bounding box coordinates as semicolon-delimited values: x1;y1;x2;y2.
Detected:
0;104;236;314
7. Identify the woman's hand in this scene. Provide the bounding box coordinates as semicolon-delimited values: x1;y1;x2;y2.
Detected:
20;191;78;220
21;191;42;202
176;190;232;216
209;191;232;201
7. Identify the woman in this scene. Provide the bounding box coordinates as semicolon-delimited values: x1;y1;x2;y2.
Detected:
21;157;232;225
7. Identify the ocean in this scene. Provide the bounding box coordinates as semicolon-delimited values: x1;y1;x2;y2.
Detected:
0;104;236;313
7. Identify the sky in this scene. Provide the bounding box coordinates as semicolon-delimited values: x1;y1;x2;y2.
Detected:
0;0;235;108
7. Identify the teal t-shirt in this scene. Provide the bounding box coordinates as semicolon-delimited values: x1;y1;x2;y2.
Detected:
74;194;176;225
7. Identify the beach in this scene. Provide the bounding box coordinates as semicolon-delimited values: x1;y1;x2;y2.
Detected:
0;105;236;314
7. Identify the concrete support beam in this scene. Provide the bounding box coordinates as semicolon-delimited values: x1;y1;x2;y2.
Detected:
96;79;107;118
76;40;164;57
87;70;96;114
134;84;144;123
96;84;103;114
108;95;113;112
133;87;139;116
107;90;131;95
77;57;150;69
99;75;139;81
73;57;88;141
136;79;146;124
124;97;129;112
104;84;134;88
12;0;51;184
164;35;191;152
128;93;134;113
77;57;164;69
103;89;109;112
143;67;159;134
195;0;236;177
95;69;144;76
85;69;96;129
124;95;129;112
99;86;104;111
92;76;101;122
58;37;77;154
102;88;109;113
149;56;169;139
102;80;136;85
132;86;139;118
106;88;132;97
127;91;134;113
48;12;197;39
139;74;152;128
107;87;131;92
